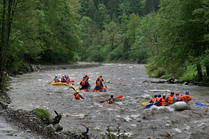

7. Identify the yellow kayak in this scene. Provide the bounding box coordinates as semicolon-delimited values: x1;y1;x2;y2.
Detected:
48;82;73;86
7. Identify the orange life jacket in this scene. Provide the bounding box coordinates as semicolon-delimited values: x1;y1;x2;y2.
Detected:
182;95;192;102
167;96;175;104
156;97;161;101
176;96;182;101
109;99;114;104
98;77;103;82
96;81;101;86
160;98;167;106
81;80;86;86
151;98;156;104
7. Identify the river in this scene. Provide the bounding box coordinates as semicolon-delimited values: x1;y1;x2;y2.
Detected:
7;64;209;138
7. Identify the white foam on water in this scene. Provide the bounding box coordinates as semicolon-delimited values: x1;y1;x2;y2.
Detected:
74;113;85;119
116;102;124;105
130;114;140;120
107;108;115;111
93;103;103;108
63;113;71;117
174;128;182;133
123;115;132;122
149;89;171;92
131;124;137;127
142;94;151;99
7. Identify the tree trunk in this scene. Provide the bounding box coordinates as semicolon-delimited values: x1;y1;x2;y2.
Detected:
0;0;7;89
196;64;203;81
0;0;16;90
206;65;209;77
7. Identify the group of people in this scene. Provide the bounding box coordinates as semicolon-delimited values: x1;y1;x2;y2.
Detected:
150;90;192;106
54;75;71;83
73;75;106;100
79;75;105;92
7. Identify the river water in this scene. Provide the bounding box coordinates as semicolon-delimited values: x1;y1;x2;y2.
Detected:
7;64;209;138
0;116;39;139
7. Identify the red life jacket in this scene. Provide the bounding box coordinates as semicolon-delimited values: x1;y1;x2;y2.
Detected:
81;80;86;86
74;93;81;99
109;99;114;104
183;95;192;102
96;81;101;86
161;98;167;106
167;96;175;104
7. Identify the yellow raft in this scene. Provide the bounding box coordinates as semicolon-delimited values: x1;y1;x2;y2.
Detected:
48;82;73;86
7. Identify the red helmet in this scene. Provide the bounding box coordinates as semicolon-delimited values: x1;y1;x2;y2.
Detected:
176;93;179;95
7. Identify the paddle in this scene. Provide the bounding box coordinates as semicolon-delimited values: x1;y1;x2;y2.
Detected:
144;103;153;109
141;102;149;106
99;96;123;103
195;102;204;107
69;86;76;92
74;86;80;90
143;100;159;109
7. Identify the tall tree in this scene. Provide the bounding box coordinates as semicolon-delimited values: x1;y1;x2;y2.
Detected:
0;0;18;89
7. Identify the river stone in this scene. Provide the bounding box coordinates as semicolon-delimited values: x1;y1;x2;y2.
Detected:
170;102;190;111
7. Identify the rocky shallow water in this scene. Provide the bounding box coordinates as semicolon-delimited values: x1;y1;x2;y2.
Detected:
7;63;209;138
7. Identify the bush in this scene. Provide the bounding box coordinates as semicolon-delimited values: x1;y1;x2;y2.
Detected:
32;108;52;124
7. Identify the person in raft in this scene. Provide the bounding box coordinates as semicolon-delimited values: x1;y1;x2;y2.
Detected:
166;92;176;105
94;79;103;91
74;90;84;100
182;90;192;103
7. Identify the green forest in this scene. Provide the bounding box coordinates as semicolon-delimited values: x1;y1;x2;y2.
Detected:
0;0;209;89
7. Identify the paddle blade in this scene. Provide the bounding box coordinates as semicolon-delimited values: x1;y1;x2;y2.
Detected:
48;82;52;84
144;103;153;109
117;96;123;99
71;80;75;82
195;102;204;107
99;101;105;103
141;102;149;106
74;86;80;90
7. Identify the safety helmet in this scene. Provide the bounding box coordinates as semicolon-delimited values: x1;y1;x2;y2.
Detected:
110;95;113;98
163;94;166;97
180;94;184;96
158;94;161;97
176;93;179;95
76;90;79;93
185;90;190;94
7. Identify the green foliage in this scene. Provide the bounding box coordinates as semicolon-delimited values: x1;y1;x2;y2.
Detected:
147;0;209;83
32;108;52;124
